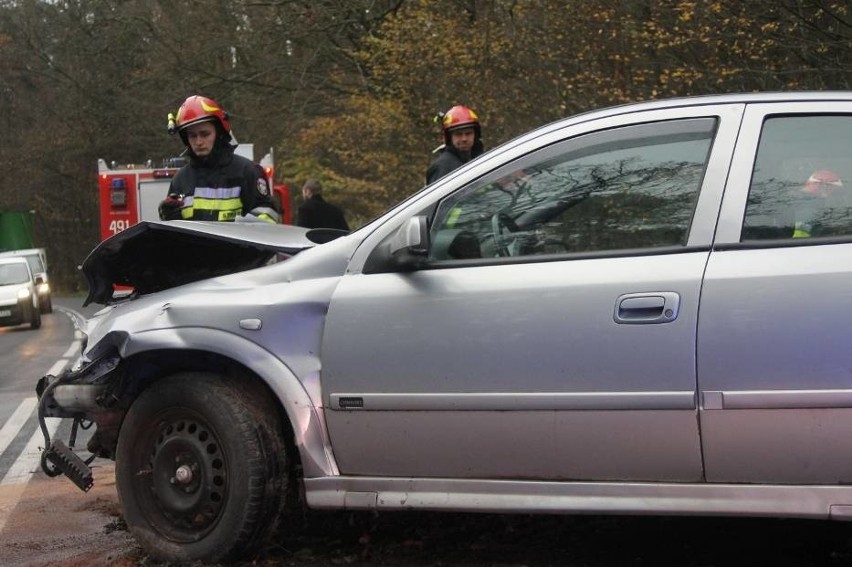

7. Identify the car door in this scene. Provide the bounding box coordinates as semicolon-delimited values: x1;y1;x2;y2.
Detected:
699;100;852;483
321;104;743;482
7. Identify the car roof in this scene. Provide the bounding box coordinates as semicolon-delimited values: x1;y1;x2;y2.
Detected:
0;248;45;257
576;91;852;117
520;91;852;140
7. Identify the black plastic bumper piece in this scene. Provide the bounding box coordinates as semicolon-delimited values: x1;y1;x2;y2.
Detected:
43;439;94;492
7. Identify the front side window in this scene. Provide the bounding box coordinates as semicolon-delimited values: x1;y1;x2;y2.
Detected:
430;119;716;260
742;116;852;241
26;256;45;273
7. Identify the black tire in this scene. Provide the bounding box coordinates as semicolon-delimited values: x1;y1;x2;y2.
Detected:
116;372;289;563
29;304;41;329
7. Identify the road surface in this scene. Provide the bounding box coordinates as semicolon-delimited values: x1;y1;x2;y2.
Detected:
0;297;139;565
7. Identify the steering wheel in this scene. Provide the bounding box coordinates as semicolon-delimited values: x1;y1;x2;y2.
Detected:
490;212;520;256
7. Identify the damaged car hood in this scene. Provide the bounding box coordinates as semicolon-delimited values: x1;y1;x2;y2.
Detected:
82;220;342;306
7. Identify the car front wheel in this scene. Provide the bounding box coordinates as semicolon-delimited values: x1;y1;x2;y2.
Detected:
116;372;289;563
29;302;41;329
40;294;52;314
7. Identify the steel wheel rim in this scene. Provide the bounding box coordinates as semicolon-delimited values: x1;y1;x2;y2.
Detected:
137;410;229;542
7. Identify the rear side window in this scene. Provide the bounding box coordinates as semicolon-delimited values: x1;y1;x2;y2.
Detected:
742;116;852;241
431;118;716;260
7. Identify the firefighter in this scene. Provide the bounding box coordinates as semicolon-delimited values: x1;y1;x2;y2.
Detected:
425;104;484;185
159;95;280;223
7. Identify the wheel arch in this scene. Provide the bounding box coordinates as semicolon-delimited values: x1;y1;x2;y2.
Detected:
117;326;336;478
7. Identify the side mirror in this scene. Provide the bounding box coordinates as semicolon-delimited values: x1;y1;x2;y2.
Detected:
390;216;429;257
34;275;45;286
383;216;431;271
362;216;430;274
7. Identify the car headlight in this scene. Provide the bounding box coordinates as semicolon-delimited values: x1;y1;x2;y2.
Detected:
37;283;50;293
17;288;31;299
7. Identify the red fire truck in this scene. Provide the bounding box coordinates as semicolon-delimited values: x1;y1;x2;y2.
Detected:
97;146;291;242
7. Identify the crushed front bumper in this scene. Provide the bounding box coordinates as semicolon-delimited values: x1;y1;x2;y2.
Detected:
35;351;124;491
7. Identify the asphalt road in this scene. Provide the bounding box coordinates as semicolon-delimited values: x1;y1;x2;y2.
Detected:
3;298;852;566
0;296;139;566
0;295;95;491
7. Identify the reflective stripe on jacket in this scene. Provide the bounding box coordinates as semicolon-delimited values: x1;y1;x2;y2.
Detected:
180;186;243;221
168;143;279;223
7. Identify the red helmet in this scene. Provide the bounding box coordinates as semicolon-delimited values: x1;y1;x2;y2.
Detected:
168;95;231;138
803;169;843;197
441;105;479;134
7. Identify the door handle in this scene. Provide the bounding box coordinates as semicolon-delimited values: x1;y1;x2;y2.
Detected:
614;292;680;324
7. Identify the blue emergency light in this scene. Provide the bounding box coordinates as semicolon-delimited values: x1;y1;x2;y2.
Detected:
110;178;128;208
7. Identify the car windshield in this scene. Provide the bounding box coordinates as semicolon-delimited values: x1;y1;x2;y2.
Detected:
0;263;29;285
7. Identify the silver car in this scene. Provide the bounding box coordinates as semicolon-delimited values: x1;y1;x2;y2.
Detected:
38;91;852;563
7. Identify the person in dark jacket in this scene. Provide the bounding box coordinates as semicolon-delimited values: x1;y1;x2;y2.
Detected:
158;95;280;223
425;104;484;185
297;179;349;230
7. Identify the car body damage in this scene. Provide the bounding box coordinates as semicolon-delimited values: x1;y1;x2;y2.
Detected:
81;220;330;305
38;219;356;492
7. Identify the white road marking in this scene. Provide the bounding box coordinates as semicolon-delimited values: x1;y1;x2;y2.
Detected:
61;342;80;359
45;359;67;377
0;398;37;457
0;307;87;533
0;418;62;532
1;417;62;485
55;305;87;334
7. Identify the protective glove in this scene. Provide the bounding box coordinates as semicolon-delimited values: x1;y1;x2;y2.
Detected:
158;194;184;220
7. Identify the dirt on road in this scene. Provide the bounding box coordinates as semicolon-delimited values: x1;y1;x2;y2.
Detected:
4;462;852;567
0;464;138;567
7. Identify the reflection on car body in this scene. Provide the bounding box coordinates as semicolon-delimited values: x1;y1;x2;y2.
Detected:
36;91;852;564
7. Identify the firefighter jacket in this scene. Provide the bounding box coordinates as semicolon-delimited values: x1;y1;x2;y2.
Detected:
425;139;484;185
167;143;280;223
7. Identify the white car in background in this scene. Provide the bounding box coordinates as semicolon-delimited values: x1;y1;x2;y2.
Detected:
0;248;52;313
0;256;41;329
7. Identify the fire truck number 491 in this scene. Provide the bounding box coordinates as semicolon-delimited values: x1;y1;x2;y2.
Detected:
109;220;132;235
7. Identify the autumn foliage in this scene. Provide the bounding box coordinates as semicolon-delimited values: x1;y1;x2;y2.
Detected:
288;0;849;225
